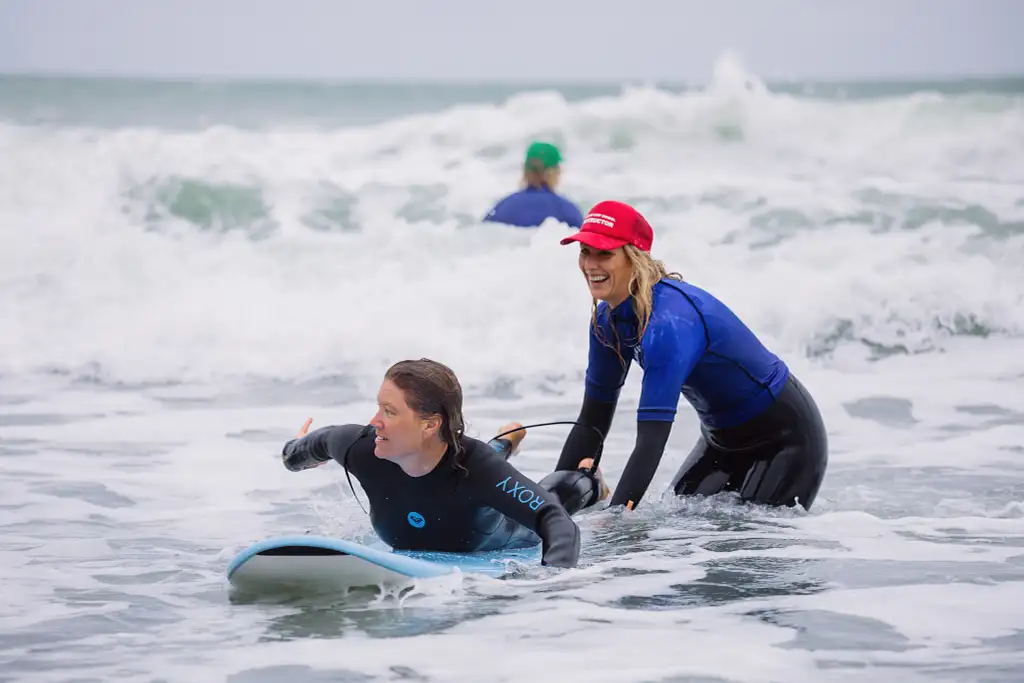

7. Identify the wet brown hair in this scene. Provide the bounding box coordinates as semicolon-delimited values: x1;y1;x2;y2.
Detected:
384;358;467;473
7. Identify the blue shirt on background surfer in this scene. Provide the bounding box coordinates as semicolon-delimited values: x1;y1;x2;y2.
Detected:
483;141;584;229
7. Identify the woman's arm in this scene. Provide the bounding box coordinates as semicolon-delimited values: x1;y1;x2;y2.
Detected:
557;320;631;470
555;394;618;471
607;421;673;508
470;448;581;568
281;424;373;472
608;307;706;508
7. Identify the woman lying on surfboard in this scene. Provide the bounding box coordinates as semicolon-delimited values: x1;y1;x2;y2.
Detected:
280;358;605;569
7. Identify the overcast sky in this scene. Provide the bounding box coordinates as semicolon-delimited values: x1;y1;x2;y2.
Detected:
1;0;1021;83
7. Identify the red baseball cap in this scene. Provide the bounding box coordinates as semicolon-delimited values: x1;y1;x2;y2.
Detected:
559;200;654;252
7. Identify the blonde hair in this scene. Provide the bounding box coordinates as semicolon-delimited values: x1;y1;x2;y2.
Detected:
591;245;684;366
521;162;560;190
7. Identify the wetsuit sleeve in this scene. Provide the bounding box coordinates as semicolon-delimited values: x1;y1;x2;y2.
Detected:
608;305;706;507
555;394;617;470
608;421;673;508
585;320;632;403
281;424;372;473
470;450;580;568
556;322;631;470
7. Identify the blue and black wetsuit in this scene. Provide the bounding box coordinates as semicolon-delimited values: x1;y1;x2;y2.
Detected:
483;187;584;229
558;278;828;510
282;426;598;568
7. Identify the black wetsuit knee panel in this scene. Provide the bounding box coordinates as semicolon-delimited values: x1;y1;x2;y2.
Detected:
670;374;828;510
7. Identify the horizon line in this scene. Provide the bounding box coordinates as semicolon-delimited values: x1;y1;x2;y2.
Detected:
3;67;1023;89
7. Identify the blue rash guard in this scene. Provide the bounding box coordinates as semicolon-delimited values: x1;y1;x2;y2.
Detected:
588;278;790;429
483;187;584;229
558;278;791;508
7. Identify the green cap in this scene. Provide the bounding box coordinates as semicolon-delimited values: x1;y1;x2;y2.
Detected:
524;141;562;170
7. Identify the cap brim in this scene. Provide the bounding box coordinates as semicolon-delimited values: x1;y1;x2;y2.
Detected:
559;231;630;250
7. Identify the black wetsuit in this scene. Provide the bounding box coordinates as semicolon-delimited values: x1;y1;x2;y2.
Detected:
557;278;828;510
282;425;593;568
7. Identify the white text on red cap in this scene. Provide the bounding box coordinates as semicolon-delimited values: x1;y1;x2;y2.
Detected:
583;213;616;228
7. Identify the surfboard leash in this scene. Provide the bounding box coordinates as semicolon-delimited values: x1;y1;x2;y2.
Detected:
488;420;607;474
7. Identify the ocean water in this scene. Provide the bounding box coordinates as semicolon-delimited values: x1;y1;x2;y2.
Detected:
2;54;1024;682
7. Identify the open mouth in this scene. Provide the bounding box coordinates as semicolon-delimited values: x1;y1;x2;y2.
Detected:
587;273;609;284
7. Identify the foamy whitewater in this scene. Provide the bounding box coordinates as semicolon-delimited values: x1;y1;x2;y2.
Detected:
2;55;1024;682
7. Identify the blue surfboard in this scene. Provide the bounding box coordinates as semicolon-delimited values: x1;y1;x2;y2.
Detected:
226;535;539;594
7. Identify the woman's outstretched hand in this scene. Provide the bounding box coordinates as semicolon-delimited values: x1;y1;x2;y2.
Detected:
292;417;328;467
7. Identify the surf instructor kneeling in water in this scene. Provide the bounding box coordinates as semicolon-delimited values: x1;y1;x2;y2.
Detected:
557;200;828;511
280;358;600;569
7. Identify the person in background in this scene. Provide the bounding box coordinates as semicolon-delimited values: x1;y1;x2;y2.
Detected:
483;141;584;229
